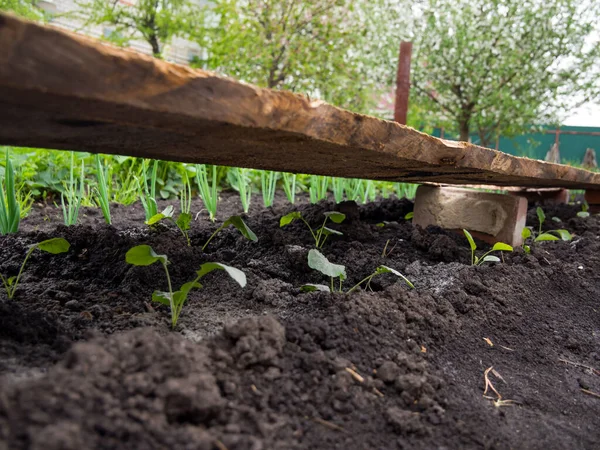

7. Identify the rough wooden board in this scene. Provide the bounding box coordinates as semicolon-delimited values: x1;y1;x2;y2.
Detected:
1;14;600;189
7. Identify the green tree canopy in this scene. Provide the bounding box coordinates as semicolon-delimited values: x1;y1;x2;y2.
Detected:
410;0;600;146
0;0;44;20
77;0;202;57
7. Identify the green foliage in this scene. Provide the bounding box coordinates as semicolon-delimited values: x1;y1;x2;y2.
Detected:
280;210;345;248
529;207;573;244
228;167;252;213
332;178;345;203
140;159;159;221
0;0;45;20
281;172;297;205
577;202;590;218
302;249;413;293
261;170;278;208
395;183;418;200
202;215;258;252
196;164;218;222
61;153;85;226
1;238;70;299
463;230;513;266
77;0;202;57
94;155;111;225
309;176;329;204
411;0;600;146
148;205;192;246
0;150;20;235
126;245;245;328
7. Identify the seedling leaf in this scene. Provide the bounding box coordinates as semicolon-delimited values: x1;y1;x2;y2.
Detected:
521;227;532;239
536;207;546;226
36;238;70;254
126;245;167;266
463;229;477;251
223;216;258;242
322;226;343;236
405;212;414;220
553;229;572;241
491;243;513;252
307;249;346;279
176;212;192;231
147;205;174;225
280;212;302;227
323;211;346;224
378;265;415;289
577;211;590;218
535;233;559;242
482;255;500;263
300;284;331;293
152;291;172;306
197;262;247;287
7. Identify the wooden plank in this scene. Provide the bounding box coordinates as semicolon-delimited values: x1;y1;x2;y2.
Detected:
1;13;600;189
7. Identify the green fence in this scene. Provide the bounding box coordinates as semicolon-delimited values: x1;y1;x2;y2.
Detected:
431;126;600;164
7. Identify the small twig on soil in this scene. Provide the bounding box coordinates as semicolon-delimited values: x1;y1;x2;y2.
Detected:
491;368;507;385
345;367;364;383
492;399;519;408
373;387;385;397
311;417;346;432
214;440;230;450
581;389;600;399
499;345;514;352
483;366;502;399
483;337;494;347
559;358;600;376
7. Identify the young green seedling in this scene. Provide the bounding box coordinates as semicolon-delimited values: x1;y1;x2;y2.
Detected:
125;245;246;328
1;238;70;299
0;150;20;235
280;211;345;248
147;205;192;246
520;207;573;252
202;215;257;251
301;249;414;293
577;202;590;218
463;230;513;266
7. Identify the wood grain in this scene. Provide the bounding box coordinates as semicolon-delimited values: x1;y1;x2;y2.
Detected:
1;13;600;189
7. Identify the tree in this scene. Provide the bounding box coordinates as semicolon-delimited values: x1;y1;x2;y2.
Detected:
410;0;600;147
0;0;44;21
77;0;201;57
194;0;410;115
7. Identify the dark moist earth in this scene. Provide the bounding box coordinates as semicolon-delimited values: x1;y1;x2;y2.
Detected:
1;192;599;450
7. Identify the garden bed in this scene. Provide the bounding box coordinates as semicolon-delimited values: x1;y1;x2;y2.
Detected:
1;192;599;449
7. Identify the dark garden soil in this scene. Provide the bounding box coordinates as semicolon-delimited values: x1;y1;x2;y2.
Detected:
1;191;599;450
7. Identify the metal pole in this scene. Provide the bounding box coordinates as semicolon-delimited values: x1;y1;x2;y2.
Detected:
394;41;412;125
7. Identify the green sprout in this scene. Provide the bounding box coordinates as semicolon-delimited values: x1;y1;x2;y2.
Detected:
281;172;297;204
147;205;192;246
0;150;20;235
195;164;218;222
521;207;573;252
577;202;590;218
261;170;278;208
94;154;112;225
301;249;413;293
228;167;252;213
1;238;70;299
125;245;246;328
280;210;345;248
202;215;257;252
309;175;329;203
463;230;513;266
61;152;84;226
332;177;345;203
140;159;159;222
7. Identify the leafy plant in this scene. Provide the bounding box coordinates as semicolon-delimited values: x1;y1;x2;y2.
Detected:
309;175;328;204
1;238;70;299
396;183;418;200
332;177;345;203
228;167;252;213
125;245;246;328
463;230;513;266
196;164;218;221
94;154;111;224
0;150;20;235
280;210;345;248
261;170;278;208
202;215;257;252
301;249;414;293
528;206;573;245
140;159;159;222
577;201;590;218
281;172;297;204
61;153;84;226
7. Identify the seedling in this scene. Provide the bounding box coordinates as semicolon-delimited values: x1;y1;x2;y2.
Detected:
520;207;573;252
332;177;345;203
577;202;590;218
0;150;20;235
94;154;112;225
140;159;159;221
280;210;345;248
463;230;513;266
309;175;329;204
404;211;414;220
261;170;278;208
281;172;297;204
202;215;257;251
301;249;414;293
196;164;218;222
61;152;84;226
148;205;192;246
125;245;245;328
1;238;70;299
228;167;252;213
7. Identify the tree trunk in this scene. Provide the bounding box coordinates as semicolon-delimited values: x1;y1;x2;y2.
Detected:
148;34;161;58
459;119;470;143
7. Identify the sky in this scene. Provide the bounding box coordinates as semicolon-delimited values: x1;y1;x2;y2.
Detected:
564;102;600;127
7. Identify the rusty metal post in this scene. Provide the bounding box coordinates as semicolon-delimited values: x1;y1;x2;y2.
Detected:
394;41;412;125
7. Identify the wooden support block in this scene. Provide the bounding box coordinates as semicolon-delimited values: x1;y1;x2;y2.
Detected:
413;185;528;246
584;190;600;213
508;188;569;205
